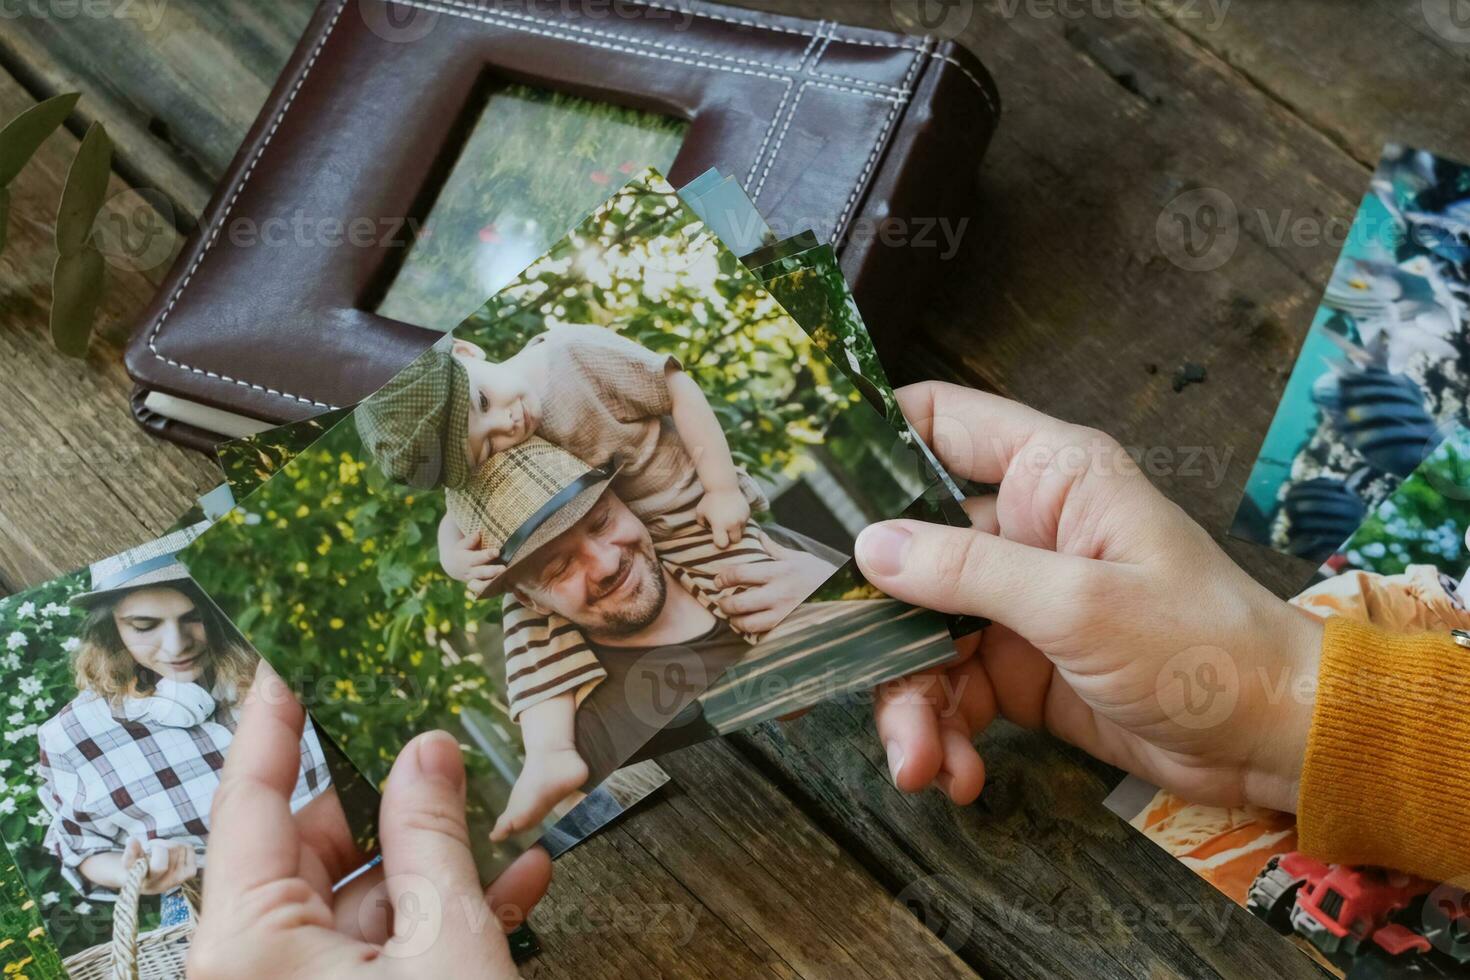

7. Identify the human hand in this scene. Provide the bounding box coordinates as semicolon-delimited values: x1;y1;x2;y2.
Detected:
121;837;198;895
440;528;506;598
714;530;838;635
189;664;551;978
490;748;589;843
856;383;1323;814
696;487;751;549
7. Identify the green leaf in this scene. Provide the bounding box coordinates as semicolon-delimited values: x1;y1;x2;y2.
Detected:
0;186;8;257
50;245;104;357
0;91;79;187
55;120;112;256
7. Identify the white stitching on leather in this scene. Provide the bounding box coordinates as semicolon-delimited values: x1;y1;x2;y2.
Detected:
144;0;350;409
146;1;951;409
633;0;927;49
753;82;807;203
403;0;907;100
745;21;822;187
932;50;998;115
808;30;924;93
833;38;931;242
435;0;893;81
745;77;794;187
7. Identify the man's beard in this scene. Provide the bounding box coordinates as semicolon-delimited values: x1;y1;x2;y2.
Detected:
590;545;667;637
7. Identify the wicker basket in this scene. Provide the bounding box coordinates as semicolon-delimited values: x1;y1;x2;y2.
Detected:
61;859;198;980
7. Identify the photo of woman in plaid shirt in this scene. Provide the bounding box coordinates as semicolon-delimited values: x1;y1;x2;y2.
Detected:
33;540;333;925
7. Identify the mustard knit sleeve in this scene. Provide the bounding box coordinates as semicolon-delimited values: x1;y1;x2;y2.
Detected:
1298;617;1470;882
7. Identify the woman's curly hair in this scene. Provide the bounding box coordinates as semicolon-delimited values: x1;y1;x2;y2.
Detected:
72;579;258;705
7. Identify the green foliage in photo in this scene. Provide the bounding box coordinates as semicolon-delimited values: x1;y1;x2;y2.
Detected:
378;84;687;331
0;573;142;961
0;836;65;980
1328;426;1470;579
460;172;868;486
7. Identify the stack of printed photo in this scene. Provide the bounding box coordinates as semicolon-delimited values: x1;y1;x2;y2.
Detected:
0;168;975;974
1111;145;1470;980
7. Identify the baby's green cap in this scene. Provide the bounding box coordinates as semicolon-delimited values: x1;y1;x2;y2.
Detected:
356;341;472;490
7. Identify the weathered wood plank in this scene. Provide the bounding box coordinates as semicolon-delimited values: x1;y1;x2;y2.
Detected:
0;67;220;591
528;737;978;979
1158;0;1470;167
728;706;1320;980
0;0;314;223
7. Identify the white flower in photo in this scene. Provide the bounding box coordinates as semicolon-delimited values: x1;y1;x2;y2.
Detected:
15;602;35;618
19;676;41;696
76;902;92;915
62;637;81;653
41;603;68;617
41;891;59;906
0;797;15;815
29;812;47;827
0;653;18;671
5;712;22;726
6;631;25;651
3;729;22;743
0;759;11;771
34;698;52;713
8;694;23;709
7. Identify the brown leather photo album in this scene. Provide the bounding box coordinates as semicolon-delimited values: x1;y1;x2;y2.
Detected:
125;0;1000;450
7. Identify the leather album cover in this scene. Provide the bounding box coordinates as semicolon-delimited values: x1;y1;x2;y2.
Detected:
125;0;1000;450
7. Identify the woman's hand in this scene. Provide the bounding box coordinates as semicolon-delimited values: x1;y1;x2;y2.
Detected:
857;383;1323;814
713;531;838;635
121;837;198;895
189;664;551;978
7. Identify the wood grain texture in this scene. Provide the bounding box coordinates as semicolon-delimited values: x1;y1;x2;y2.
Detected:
0;67;219;591
529;738;975;979
3;1;1468;977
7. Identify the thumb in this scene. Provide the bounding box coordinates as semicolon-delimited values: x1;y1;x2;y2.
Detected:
377;731;516;971
855;520;1098;640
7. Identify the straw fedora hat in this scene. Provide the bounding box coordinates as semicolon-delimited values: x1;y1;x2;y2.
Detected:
71;523;208;609
445;438;620;589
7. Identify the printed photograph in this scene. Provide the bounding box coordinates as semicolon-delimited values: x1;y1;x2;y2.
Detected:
1112;428;1470;977
183;170;958;880
1232;144;1470;562
0;527;341;968
376;83;687;332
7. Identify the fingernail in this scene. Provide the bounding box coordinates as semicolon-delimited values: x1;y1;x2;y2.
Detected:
857;524;912;578
414;730;465;788
885;740;906;785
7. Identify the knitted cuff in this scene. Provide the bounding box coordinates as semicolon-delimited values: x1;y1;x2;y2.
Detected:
1298;616;1470;883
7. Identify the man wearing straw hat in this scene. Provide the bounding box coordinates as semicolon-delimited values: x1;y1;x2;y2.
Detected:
465;438;954;840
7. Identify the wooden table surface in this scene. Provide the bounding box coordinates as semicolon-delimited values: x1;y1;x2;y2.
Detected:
3;2;1468;977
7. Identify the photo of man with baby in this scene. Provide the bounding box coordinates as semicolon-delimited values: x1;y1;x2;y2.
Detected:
182;172;956;879
0;527;337;968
